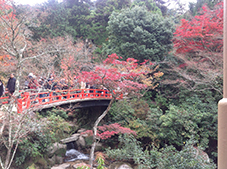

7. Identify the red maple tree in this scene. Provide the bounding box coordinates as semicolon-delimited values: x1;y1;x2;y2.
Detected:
169;2;223;94
0;0;16;71
72;53;163;168
174;2;223;54
76;53;163;96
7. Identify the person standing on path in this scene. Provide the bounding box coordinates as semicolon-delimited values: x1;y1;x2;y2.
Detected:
6;73;16;101
0;80;5;97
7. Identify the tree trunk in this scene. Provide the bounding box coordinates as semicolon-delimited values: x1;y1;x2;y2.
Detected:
89;98;115;169
4;147;12;169
15;54;22;95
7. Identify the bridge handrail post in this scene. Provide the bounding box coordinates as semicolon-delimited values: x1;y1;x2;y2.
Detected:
57;90;62;101
38;93;42;104
24;92;31;109
67;90;70;99
81;89;84;99
94;89;98;98
50;92;53;102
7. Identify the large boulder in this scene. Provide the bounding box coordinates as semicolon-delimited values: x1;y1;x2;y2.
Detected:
48;155;64;166
109;162;133;169
36;157;48;168
60;134;80;144
76;135;86;148
51;163;70;169
60;129;88;150
48;143;66;158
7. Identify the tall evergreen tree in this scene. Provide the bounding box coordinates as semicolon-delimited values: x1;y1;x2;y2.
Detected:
103;6;175;62
89;0;131;45
132;0;168;16
28;0;93;40
29;0;70;40
132;0;163;15
64;0;93;39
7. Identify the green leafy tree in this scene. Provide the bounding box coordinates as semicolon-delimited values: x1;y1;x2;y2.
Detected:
106;134;216;169
154;95;217;162
107;99;160;142
158;104;216;148
107;94;218;163
103;6;175;62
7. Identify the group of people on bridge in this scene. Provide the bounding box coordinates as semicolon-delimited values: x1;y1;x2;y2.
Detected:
24;73;104;92
0;72;107;99
0;73;111;112
24;73;69;91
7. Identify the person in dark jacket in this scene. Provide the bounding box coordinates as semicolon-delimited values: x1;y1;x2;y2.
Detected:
0;80;5;97
6;73;16;95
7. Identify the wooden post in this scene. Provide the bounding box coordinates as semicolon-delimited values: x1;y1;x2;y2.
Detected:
67;90;70;99
218;0;227;168
50;92;53;102
81;89;84;99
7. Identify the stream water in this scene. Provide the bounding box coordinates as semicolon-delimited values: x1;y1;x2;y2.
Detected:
64;142;89;162
64;149;89;162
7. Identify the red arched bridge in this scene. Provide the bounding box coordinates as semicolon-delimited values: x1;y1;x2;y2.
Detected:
0;89;114;113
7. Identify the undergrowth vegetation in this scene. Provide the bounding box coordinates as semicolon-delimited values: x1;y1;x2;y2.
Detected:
13;111;73;168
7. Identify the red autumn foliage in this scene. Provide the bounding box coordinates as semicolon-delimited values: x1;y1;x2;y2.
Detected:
81;123;137;140
0;0;15;19
173;2;223;54
0;0;16;68
75;53;162;98
168;2;223;94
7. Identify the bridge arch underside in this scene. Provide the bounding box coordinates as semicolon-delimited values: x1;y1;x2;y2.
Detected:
32;98;111;112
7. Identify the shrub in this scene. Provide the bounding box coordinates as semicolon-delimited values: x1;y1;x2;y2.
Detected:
40;108;68;119
14;113;72;167
81;123;137;140
157;140;216;169
106;134;216;169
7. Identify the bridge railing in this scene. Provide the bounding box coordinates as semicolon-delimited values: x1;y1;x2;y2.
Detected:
0;89;112;113
0;91;10;104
